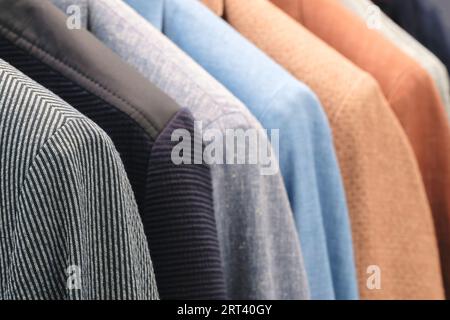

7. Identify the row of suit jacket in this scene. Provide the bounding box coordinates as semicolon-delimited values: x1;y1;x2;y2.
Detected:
0;0;449;300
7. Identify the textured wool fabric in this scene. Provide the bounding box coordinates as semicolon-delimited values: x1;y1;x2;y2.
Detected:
201;0;445;299
125;0;358;300
0;0;226;300
55;0;310;300
141;109;227;299
0;59;159;300
374;0;450;75
271;0;450;298
339;0;450;121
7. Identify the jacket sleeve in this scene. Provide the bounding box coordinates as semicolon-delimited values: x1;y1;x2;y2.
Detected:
9;119;159;300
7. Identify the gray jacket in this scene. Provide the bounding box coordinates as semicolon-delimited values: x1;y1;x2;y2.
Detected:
0;59;158;299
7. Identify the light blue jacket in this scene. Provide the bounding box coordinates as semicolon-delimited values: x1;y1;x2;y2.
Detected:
125;0;358;299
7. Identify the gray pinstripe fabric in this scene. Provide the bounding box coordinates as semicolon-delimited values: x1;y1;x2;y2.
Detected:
0;59;159;300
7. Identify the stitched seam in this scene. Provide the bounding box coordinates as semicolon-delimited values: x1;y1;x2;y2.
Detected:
329;74;367;122
384;65;417;102
0;22;160;136
257;80;293;120
17;117;88;203
8;117;89;290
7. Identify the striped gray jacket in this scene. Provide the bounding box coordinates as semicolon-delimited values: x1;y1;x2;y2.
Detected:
0;60;159;300
0;0;226;300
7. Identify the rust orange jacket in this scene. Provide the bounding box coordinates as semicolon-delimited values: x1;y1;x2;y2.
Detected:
270;0;450;298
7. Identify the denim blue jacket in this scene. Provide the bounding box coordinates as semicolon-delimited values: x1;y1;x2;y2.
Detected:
125;0;358;299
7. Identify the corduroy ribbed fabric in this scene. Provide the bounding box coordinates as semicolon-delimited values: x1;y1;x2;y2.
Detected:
0;59;159;299
201;0;445;299
271;0;450;298
0;0;227;300
142;110;226;299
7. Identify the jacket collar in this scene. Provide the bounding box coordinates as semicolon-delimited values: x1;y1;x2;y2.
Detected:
0;0;180;139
